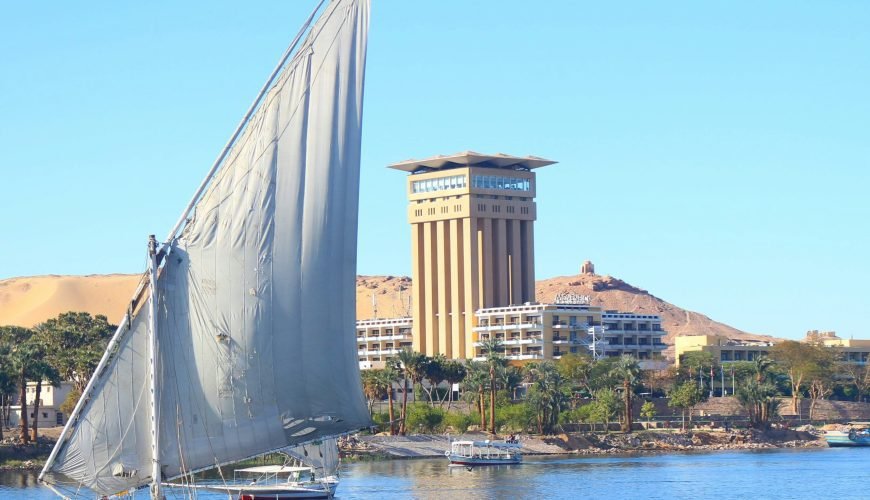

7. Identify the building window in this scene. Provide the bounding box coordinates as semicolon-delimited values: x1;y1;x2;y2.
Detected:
411;174;467;194
471;175;530;191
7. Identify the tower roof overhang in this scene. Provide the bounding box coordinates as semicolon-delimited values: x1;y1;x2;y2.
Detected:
388;151;557;173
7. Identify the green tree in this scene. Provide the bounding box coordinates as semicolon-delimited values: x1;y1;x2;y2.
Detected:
770;341;830;414
838;362;870;403
462;361;490;431
499;365;524;401
669;382;705;430
5;327;37;443
479;338;505;434
441;360;466;411
25;329;61;442
589;387;620;433
361;369;384;416
422;354;447;405
640;400;657;426
395;349;427;435
524;361;568;434
611;355;641;433
556;352;594;398
735;379;782;429
37;312;115;393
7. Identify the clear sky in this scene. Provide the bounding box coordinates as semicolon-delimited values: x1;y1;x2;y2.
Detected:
1;1;868;340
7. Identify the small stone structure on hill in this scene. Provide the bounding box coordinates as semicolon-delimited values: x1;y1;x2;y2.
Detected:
580;260;595;275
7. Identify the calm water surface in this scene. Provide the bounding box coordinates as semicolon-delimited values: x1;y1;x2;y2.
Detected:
3;448;868;499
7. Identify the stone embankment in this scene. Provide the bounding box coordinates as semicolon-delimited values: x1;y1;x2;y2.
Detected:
346;428;825;460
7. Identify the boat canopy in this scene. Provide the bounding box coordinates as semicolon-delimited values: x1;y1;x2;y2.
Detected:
451;440;520;449
236;466;314;474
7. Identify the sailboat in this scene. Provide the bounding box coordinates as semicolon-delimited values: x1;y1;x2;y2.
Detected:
38;0;371;498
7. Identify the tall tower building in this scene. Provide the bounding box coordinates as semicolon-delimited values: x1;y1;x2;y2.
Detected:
388;151;556;358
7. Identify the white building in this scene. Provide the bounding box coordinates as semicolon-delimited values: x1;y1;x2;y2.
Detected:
356;317;413;370
8;380;74;428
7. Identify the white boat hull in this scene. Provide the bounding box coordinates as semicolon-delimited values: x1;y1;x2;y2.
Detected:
189;480;337;499
446;453;522;466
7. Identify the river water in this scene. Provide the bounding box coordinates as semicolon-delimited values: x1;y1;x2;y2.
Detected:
2;448;868;499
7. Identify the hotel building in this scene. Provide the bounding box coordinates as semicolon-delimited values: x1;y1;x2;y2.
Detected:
675;331;870;366
356;317;413;370
471;299;667;363
388;152;556;359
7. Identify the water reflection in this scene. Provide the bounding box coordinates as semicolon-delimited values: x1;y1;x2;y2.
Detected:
2;448;869;499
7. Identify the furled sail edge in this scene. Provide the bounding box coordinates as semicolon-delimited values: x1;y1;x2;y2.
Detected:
38;271;150;486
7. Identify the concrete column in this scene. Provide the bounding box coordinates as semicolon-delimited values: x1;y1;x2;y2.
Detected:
436;220;451;357
522;220;536;303
480;218;493;309
494;217;508;306
410;223;426;353
449;218;464;358
422;221;438;355
463;218;479;358
509;218;523;305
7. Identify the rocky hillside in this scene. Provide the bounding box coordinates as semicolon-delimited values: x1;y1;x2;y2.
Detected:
535;273;770;345
1;273;774;351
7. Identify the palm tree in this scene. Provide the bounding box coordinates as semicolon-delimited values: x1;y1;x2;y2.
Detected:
361;370;382;416
462;362;489;431
523;361;567;434
500;365;523;401
754;356;774;384
611;355;641;433
479;338;505;434
8;331;37;444
441;360;466;411
395;349;427;435
379;364;399;435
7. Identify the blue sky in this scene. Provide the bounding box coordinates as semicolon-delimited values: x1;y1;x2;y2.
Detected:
1;1;868;340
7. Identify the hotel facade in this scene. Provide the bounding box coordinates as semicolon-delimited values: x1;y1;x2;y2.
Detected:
388;152;555;359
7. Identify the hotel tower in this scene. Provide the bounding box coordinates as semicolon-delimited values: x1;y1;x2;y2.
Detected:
388;152;556;358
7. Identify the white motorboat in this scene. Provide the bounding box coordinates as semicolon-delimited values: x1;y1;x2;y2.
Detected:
193;465;338;499
446;439;522;466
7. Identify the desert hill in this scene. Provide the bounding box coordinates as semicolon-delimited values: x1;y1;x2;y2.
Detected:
1;273;774;353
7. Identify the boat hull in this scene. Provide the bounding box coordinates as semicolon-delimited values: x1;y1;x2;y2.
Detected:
196;482;336;499
447;454;522;466
824;430;870;447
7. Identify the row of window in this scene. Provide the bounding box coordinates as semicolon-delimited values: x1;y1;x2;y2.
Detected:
411;175;467;194
472;175;530;191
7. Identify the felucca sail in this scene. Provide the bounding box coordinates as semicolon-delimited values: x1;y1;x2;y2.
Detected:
40;0;370;496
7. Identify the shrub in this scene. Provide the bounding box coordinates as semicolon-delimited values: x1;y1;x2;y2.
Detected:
497;403;534;433
444;411;473;433
405;403;446;433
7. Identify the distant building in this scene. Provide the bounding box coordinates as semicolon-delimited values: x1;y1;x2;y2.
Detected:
356;317;413;370
8;380;74;428
472;301;666;365
674;335;774;366
675;331;870;366
389;151;556;359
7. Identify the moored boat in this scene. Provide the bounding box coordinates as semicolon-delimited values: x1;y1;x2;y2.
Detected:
446;439;522;466
192;465;338;499
825;427;870;447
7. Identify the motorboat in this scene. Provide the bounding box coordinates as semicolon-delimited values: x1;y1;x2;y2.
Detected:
445;439;522;466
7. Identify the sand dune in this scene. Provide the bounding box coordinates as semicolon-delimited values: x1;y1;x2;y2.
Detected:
0;274;142;327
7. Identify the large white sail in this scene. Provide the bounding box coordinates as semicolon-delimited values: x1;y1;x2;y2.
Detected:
42;0;370;495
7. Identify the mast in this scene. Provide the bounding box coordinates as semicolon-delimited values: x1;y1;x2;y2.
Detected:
147;234;162;500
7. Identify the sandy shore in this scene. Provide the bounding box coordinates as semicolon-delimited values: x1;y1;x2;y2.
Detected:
344;429;826;460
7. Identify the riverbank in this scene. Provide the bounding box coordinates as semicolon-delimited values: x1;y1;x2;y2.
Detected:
342;428;826;460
